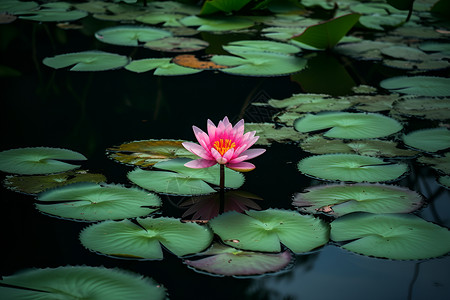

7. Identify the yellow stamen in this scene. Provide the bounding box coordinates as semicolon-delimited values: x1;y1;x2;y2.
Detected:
213;139;236;156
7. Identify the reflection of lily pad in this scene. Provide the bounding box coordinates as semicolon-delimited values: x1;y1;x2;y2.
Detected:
380;76;450;96
209;209;329;253
293;112;403;139
36;183;161;221
95;25;172;46
293;183;424;217
144;37;209;52
418;153;450;174
0;266;166;300
403;128;450;153
80;217;213;259
330;212;450;260
107;139;198;167
393;97;450;120
184;243;292;277
0;147;87;175
298;154;408;182
3;170;106;195
43;51;129;71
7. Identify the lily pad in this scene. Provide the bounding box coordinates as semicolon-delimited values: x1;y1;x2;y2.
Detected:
269;93;353;112
223;40;301;54
438;175;450;189
380;76;450;97
184;243;292;277
36;183;161;221
293;183;424;217
125;58;202;75
43;51;129;71
418;153;450;174
19;8;88;22
0;0;38;13
330;212;450;260
297;154;409;182
199;0;252;15
0;147;87;175
0;266;166;300
402;128;450;153
209;209;329;253
172;54;229;70
347;94;400;112
180;15;254;31
3;170;106;195
136;13;186;27
144;37;209;52
95;26;172;46
80;217;213;259
107;139;198;167
393;97;450;120
244;123;307;145
293;112;403;139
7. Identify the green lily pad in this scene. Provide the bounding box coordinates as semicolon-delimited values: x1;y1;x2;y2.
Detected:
212;51;307;76
180;15;254;31
107;139;198;167
380;76;450;97
136;13;186;27
209;209;330;253
223;40;301;54
144;37;209;53
43;51;129;71
184;243;293;277
291;13;361;49
267;93;330;108
0;266;166;300
80;217;213;259
95;26;172;46
3;170;106;195
244;123;307;145
36;183;161;221
300;136;419;157
125;58;202;75
403;128;450;153
293;112;403;139
393;97;450;120
298;154;409;182
293;183;424;217
19;8;88;22
0;147;87;175
438;175;450;189
330;212;450;260
335;40;392;61
199;0;252;15
418;153;450;174
347;94;400;112
0;0;38;13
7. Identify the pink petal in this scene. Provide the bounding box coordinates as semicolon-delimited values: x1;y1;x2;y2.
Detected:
227;162;256;172
232;119;245;138
211;148;227;164
182;142;213;160
222;148;235;162
185;158;217;169
239;148;266;160
207;119;217;141
193;126;210;149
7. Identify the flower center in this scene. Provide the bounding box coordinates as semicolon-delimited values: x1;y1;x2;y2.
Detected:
213;139;236;156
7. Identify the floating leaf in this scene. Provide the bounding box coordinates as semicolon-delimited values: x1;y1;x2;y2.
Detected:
244;122;307;145
297;154;408;182
184;243;292;277
0;147;86;175
0;0;38;13
291;13;361;49
144;37;209;52
80;217;213;259
418;153;450;174
3;170;106;195
380;76;450;97
209;209;329;253
180;15;254;31
438;175;450;189
0;266;166;300
293;183;424;217
95;26;172;46
43;51;129;71
403;128;450;153
107;139;198;167
125;58;202;75
393;97;450;120
199;0;252;15
136;13;186;27
223;40;301;54
19;8;88;22
348;94;400;112
172;54;229;70
335;40;392;61
293;112;403;139
36;183;161;221
330;213;450;260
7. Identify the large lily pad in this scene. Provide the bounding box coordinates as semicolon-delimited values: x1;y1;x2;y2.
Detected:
107;139;198;167
293;183;424;217
19;6;88;22
293;112;403;139
0;147;87;175
402;128;450;153
80;217;213;259
209;209;330;253
0;0;38;13
297;154;408;182
95;26;172;46
0;266;166;300
184;243;292;277
380;76;450;96
125;58;202;75
330;212;450;260
43;51;129;71
36;183;161;221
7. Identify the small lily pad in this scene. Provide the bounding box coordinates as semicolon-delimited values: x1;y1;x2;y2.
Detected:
43;51;129;71
402;128;450;153
293;183;424;217
36;183;161;221
0;266;166;300
330;212;450;260
223;40;301;54
293;112;403;139
380;76;450;97
209;209;330;253
0;147;87;175
107;139;198;167
144;37;209;52
297;154;409;182
125;58;202;75
184;243;293;277
418;153;450;174
180;15;254;31
80;217;213;259
95;25;172;46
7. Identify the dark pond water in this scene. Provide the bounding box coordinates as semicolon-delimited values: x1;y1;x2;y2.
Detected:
1;3;450;300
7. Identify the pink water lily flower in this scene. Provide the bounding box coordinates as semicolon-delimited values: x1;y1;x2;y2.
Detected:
182;117;265;172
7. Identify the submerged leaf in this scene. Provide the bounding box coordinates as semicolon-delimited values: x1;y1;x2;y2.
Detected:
43;51;129;71
403;128;450;153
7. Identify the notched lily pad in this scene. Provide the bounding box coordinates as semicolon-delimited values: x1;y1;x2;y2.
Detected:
402;127;450;153
293;183;424;217
223;40;301;54
144;37;209;52
330;212;450;260
125;58;202;75
95;25;172;46
43;51;129;71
